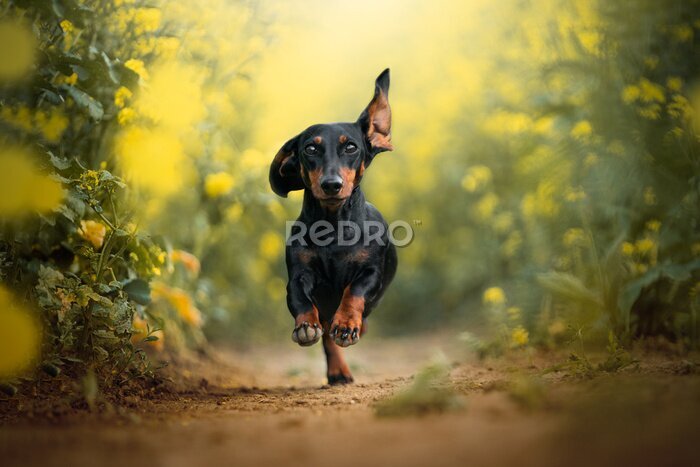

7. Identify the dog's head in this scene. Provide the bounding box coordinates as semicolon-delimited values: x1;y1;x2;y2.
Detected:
269;69;392;208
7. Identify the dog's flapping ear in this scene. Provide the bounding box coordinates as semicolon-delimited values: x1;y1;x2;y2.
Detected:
269;134;303;197
358;68;392;164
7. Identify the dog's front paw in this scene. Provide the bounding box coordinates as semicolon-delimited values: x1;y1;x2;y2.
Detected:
292;310;323;346
329;315;362;348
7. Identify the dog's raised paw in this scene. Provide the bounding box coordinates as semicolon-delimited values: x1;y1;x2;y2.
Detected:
329;319;361;347
292;321;322;346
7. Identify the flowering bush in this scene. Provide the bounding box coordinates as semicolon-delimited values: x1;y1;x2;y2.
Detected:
0;0;270;383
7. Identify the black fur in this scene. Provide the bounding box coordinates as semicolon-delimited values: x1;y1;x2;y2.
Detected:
269;69;397;385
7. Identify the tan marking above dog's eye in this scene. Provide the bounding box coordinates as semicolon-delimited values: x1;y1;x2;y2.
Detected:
339;135;348;144
313;136;322;144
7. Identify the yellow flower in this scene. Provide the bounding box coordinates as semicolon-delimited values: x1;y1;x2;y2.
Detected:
59;20;74;33
571;120;592;138
125;58;149;80
155;36;180;58
259;231;283;260
563;228;585;247
461;165;492;193
0;286;41;378
78;220;107;249
204;172;235;198
621;85;640;104
635;238;655;255
621;242;635;256
114;86;132;108
0;21;36;82
521;181;559;218
134;62;205;130
533;116;554;134
151;282;202;327
510;326;529;347
645;220;661;232
16;106;33;130
0;147;63;217
117;107;136;126
56;72;78;86
36;108;68;143
171;249;201;275
667;94;693;120
638;78;665;103
476;192;499;220
638;104;661;120
134;7;161;33
501;231;522;258
667;77;683;92
225;203;244;222
483;286;506;306
493;212;513;233
115;127;187;196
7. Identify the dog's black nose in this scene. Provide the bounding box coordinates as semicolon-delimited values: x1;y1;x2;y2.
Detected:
320;177;343;195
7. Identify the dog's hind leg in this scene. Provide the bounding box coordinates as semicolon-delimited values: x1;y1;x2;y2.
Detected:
322;332;353;385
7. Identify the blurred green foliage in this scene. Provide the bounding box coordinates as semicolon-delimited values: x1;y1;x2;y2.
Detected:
376;0;700;351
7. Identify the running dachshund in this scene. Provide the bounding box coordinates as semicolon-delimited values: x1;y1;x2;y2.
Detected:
269;69;398;385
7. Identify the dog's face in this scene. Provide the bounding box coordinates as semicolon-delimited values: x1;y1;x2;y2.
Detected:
270;69;393;207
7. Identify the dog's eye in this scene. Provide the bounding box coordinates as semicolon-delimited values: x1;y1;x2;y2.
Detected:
305;144;318;155
345;143;358;154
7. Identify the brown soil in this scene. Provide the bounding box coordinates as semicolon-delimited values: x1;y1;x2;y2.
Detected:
1;333;699;467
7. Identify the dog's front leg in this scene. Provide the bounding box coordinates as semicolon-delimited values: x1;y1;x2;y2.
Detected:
287;271;322;346
330;267;382;347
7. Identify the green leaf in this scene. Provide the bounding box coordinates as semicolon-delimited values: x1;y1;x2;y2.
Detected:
48;152;72;170
41;362;62;377
101;52;120;84
93;329;118;341
86;292;112;307
618;259;700;316
123;278;151;305
143;335;159;342
65;86;104;120
95;283;112;294
537;272;603;309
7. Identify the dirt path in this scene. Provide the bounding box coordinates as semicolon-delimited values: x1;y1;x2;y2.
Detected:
1;334;700;467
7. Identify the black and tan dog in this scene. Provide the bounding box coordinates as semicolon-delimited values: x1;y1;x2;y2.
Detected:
269;69;398;385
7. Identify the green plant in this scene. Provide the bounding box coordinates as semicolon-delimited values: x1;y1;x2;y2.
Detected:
374;357;463;417
544;328;637;379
